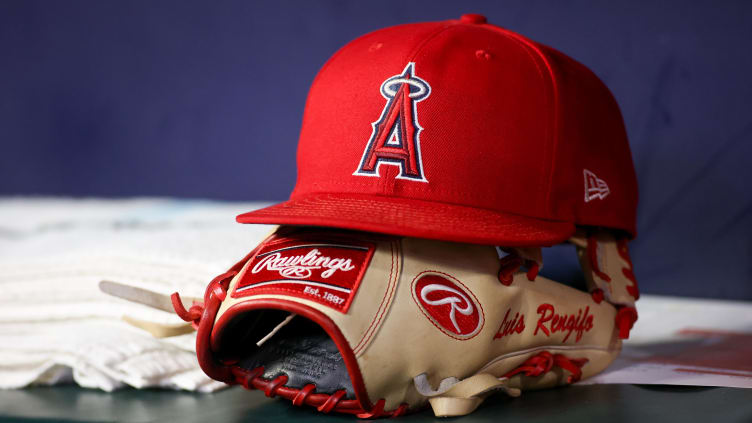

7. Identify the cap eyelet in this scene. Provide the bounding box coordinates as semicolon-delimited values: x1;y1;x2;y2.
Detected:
475;49;492;60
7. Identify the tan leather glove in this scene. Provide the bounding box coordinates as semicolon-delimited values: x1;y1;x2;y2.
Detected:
173;225;639;417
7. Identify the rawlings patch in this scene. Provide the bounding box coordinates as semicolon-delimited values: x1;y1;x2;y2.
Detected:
411;271;484;340
233;235;375;313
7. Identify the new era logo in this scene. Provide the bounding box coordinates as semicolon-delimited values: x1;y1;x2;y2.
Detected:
584;169;609;202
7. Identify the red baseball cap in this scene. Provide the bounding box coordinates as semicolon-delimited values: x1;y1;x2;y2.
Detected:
238;14;638;246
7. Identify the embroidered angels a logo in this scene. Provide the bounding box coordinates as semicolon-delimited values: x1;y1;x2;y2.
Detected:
584;169;610;202
353;62;430;182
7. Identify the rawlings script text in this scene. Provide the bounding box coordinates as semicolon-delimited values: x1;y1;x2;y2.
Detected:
252;249;356;279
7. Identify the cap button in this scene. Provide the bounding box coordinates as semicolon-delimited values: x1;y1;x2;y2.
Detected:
460;14;487;24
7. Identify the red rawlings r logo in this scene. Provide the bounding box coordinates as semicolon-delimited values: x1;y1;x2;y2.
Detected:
534;303;594;343
412;272;484;340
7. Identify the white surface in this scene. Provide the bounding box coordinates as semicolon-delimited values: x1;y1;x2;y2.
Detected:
0;197;271;391
580;295;752;388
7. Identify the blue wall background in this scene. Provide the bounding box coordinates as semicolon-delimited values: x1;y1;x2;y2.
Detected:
1;1;750;300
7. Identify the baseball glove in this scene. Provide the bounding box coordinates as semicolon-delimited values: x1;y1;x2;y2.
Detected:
172;225;638;417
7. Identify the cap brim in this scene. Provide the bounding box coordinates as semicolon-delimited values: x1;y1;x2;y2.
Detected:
237;193;574;247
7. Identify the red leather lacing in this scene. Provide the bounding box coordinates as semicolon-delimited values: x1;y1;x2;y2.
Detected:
171;296;203;330
230;366;409;418
615;306;638;339
591;288;604;304
172;270;236;330
616;238;640;300
586;235;612;282
497;254;539;286
503;351;589;384
526;261;540;281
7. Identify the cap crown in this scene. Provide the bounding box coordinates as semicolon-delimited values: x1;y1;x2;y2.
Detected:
292;17;637;237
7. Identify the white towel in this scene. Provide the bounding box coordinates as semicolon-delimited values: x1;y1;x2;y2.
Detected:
0;197;270;392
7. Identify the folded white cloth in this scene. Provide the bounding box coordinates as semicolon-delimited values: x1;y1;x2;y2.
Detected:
0;197;271;392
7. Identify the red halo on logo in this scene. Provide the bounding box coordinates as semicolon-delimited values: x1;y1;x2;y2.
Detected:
411;271;484;340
